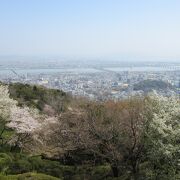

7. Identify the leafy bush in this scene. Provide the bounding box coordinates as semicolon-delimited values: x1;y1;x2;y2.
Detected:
0;153;12;174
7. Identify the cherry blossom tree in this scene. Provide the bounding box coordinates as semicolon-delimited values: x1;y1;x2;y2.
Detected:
143;93;180;179
0;85;17;147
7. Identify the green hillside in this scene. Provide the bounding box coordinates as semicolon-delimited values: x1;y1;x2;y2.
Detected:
8;83;70;114
133;79;173;92
0;82;179;180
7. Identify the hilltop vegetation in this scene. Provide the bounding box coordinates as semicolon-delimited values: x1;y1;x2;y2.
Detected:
0;83;179;179
8;83;70;114
133;79;174;92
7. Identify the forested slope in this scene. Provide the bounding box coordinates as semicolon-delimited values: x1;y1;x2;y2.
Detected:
0;83;179;180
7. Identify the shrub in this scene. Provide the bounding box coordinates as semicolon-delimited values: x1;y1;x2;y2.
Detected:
0;153;12;174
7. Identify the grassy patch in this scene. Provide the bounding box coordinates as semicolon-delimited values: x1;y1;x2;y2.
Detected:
0;172;60;180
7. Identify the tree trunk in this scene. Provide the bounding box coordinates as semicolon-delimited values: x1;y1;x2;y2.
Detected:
111;165;119;177
132;161;139;180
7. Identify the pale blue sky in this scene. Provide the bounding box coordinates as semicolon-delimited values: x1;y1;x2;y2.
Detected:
0;0;180;60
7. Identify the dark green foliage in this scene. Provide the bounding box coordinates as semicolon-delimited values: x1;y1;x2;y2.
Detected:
8;83;70;114
32;157;111;180
0;153;12;174
0;153;111;180
0;117;14;152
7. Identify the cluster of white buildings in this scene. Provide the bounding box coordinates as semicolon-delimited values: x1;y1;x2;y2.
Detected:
1;68;179;101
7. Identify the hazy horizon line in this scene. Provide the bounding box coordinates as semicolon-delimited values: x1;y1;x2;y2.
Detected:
0;54;179;63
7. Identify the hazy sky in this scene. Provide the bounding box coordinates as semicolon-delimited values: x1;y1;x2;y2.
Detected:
0;0;180;60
